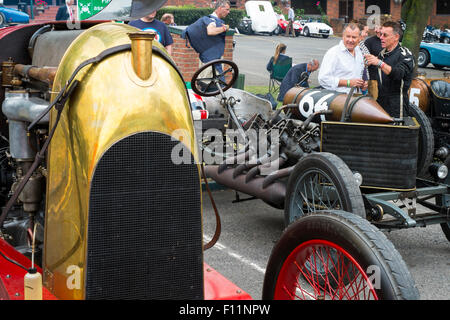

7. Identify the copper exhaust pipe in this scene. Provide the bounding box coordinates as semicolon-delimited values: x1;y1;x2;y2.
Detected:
204;165;286;209
262;166;295;189
245;156;287;183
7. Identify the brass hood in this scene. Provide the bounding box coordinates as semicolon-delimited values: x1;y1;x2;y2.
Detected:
43;22;198;299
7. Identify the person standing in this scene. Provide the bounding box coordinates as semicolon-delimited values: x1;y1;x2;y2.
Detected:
364;21;414;118
318;23;367;93
129;10;173;55
284;4;295;37
184;0;231;75
363;24;383;98
55;0;75;21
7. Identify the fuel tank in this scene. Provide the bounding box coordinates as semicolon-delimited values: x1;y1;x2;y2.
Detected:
408;75;450;114
283;87;394;123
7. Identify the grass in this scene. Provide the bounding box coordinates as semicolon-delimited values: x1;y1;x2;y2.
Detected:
244;85;283;109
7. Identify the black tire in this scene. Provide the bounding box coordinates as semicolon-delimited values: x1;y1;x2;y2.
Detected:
274;25;282;35
295;29;300;37
404;103;434;177
433;64;445;70
441;222;450;242
322;34;329;38
284;152;365;227
263;210;420;300
418;49;430;68
303;26;310;37
0;13;5;28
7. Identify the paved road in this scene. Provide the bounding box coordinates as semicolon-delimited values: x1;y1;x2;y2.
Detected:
201;34;450;301
202;189;450;300
232;33;449;87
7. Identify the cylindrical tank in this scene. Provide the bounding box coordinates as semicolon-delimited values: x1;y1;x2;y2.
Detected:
283;87;394;124
408;77;432;114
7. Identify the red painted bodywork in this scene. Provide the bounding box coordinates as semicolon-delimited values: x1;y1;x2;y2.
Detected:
0;239;251;300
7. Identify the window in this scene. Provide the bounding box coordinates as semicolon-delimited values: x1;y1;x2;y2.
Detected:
259;4;265;11
291;0;327;15
436;0;450;15
365;0;390;14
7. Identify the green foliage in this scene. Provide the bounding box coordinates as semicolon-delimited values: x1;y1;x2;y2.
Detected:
156;6;245;28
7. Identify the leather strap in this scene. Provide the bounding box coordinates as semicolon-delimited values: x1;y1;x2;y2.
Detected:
201;164;221;250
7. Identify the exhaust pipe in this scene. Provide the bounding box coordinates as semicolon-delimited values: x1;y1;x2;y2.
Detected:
204;165;286;209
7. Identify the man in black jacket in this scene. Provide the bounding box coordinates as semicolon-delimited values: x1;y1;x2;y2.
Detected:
363;24;382;98
364;21;414;118
55;0;75;21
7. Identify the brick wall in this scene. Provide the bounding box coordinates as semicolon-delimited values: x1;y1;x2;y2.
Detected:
429;1;450;26
327;0;339;20
166;0;247;9
390;0;402;22
170;30;235;82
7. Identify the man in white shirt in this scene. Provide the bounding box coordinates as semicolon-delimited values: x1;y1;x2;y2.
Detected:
284;4;295;37
318;23;367;93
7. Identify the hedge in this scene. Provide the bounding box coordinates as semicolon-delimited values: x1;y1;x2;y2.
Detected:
156;6;245;29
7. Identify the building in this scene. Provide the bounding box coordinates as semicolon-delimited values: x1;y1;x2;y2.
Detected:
3;0;448;26
165;0;449;27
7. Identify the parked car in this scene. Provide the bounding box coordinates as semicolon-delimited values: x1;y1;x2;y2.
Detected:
240;0;278;35
418;41;450;69
274;17;303;36
0;5;29;27
439;29;450;44
300;19;333;38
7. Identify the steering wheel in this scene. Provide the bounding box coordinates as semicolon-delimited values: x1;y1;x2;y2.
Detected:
191;59;239;97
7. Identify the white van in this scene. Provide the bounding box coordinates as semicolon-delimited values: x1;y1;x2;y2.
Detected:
244;0;278;34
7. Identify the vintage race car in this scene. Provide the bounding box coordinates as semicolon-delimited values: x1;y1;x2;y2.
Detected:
300;20;333;38
418;42;450;69
0;5;29;27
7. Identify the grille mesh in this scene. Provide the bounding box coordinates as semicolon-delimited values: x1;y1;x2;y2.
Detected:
322;119;418;190
86;131;203;300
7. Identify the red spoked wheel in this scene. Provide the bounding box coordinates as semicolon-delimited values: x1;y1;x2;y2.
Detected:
274;239;378;300
263;210;420;300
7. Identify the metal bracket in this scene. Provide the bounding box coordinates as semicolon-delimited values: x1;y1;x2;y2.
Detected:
365;194;417;228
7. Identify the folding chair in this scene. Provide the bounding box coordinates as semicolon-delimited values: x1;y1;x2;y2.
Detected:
268;57;292;94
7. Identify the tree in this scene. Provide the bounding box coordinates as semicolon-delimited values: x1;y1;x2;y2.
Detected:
401;0;434;73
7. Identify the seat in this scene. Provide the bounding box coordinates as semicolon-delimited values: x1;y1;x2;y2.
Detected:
430;80;450;118
268;57;292;94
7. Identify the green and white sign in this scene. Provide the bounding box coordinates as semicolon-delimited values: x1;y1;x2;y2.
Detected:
77;0;112;20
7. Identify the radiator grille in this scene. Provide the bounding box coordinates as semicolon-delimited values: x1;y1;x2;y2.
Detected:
322;119;418;190
86;131;203;299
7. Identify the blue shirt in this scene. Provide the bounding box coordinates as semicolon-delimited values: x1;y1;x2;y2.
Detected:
128;19;174;47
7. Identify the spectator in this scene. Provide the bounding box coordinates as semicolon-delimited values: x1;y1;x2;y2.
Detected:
161;13;176;26
184;0;231;75
55;0;75;21
277;59;320;102
129;10;173;55
284;4;295;37
318;22;367;93
363;24;383;98
266;43;290;72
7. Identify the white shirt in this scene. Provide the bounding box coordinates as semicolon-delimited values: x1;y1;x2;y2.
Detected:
318;40;365;93
288;8;295;21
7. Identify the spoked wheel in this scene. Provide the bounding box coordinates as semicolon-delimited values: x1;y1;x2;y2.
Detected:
284;152;365;226
263;210;420;300
191;59;239;97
